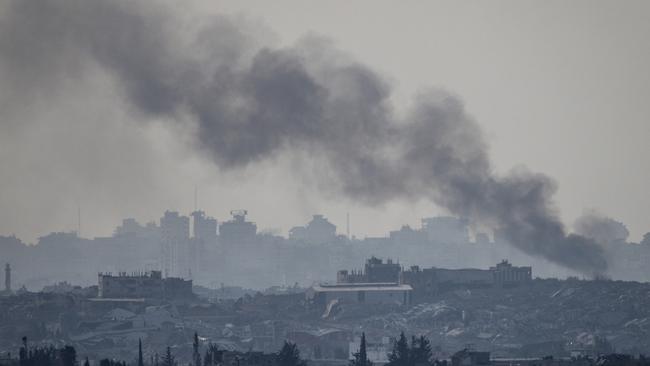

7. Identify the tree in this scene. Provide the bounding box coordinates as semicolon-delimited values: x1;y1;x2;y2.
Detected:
19;337;28;366
276;341;306;366
410;336;433;366
193;332;202;366
138;338;144;366
60;345;77;366
387;333;410;366
350;333;372;366
162;347;176;366
204;344;219;366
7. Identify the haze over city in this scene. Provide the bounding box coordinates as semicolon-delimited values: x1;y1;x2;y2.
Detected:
1;0;648;246
1;1;650;365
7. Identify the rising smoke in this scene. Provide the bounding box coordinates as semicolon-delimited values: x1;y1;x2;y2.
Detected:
0;0;608;274
575;210;630;245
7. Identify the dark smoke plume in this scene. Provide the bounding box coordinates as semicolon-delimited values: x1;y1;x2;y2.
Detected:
575;210;629;245
0;0;608;274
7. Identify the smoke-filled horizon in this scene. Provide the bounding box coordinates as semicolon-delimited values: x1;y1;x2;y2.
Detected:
2;0;644;274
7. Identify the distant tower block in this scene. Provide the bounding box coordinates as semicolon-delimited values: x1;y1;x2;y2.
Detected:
4;263;11;292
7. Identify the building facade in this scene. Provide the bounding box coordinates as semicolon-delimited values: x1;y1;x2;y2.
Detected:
160;211;190;278
97;270;192;299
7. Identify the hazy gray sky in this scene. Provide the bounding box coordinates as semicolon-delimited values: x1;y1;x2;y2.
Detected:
0;0;648;244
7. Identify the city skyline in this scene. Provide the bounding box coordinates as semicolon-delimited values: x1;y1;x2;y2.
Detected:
0;1;649;246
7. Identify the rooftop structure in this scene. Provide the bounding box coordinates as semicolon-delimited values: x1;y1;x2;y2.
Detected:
289;214;337;245
219;210;257;245
421;216;470;244
490;260;533;286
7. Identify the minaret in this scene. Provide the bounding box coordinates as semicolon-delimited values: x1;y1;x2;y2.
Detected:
5;263;11;293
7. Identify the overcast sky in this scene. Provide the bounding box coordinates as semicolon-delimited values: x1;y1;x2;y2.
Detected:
0;0;648;243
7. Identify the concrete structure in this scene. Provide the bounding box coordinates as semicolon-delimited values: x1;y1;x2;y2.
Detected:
490;260;532;286
289;214;337;245
421;216;470;244
160;211;190;278
287;328;351;360
4;263;10;293
97;270;192;299
113;218;160;239
310;282;412;307
337;257;401;284
191;210;218;244
190;210;217;277
451;349;490;366
348;336;391;364
402;260;533;301
389;225;427;245
219;210;257;245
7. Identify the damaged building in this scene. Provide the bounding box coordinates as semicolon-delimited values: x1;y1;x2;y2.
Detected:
335;257;532;303
337;257;402;284
309;282;412;308
97;271;192;300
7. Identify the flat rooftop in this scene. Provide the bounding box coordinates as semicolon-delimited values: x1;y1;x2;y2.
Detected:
313;283;412;292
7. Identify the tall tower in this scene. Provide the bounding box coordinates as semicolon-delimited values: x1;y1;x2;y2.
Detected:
160;211;190;278
4;263;11;293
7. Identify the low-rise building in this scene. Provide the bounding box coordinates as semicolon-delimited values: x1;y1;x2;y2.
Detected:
309;282;412;308
97;270;192;300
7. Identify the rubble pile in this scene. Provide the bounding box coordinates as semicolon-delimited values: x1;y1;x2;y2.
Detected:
340;279;650;357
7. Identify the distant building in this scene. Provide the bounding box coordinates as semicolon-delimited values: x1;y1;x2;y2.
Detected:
337;257;401;284
219;210;257;246
97;270;192;299
389;225;427;245
421;216;470;244
189;210;217;277
310;282;412;308
451;349;490;366
289;214;337;245
191;210;218;244
490;260;532;286
4;263;10;293
349;336;392;364
365;257;401;283
114;218;141;236
475;232;491;245
160;211;190;278
113;218;160;239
